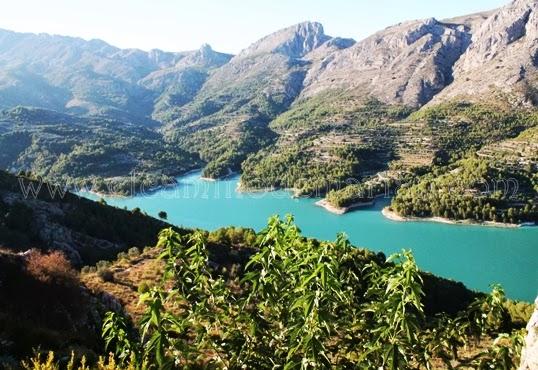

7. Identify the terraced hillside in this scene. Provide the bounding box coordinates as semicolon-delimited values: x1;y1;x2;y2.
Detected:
0;107;202;194
0;1;537;225
477;126;538;171
388;124;538;224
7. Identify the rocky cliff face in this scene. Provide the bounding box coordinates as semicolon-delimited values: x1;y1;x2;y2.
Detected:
301;17;475;107
0;171;171;265
520;296;538;370
192;21;335;103
431;0;538;105
236;21;330;59
301;0;538;108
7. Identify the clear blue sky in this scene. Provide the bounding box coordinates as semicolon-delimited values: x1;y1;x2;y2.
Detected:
0;0;509;54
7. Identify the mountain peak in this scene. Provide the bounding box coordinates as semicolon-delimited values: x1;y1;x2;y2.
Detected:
173;43;232;69
429;0;538;104
199;43;213;53
301;15;474;107
237;21;330;59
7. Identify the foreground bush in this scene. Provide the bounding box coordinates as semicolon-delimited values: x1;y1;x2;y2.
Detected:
97;216;524;369
17;216;527;369
21;352;140;370
26;250;78;286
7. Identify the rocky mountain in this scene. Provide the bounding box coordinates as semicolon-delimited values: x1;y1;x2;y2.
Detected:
140;44;232;118
238;21;331;58
0;0;537;190
431;0;538;106
238;0;538;194
301;17;473;107
0;1;536;121
520;296;538;369
0;28;230;122
159;22;355;177
164;21;343;128
301;0;538;108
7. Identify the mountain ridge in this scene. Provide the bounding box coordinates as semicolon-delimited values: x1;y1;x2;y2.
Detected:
0;0;537;191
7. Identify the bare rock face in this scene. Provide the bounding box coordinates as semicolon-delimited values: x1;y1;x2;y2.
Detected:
139;44;233;114
443;10;495;33
202;21;332;94
165;21;338;131
0;190;121;265
174;44;232;70
431;0;538;105
520;296;538;370
457;0;535;71
236;21;330;59
301;17;474;107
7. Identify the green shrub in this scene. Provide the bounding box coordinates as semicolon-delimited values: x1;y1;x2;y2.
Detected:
116;252;128;261
127;248;140;258
98;217;522;369
97;268;114;283
137;282;150;294
96;260;111;270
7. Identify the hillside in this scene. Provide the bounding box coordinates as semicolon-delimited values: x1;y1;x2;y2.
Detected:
160;22;352;178
241;0;538;199
0;169;178;264
323;102;538;217
3;213;532;369
0;169;534;368
0;29;232;121
0;169;179;364
0;0;536;216
0;106;203;195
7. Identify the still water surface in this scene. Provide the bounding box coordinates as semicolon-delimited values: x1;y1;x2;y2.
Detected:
81;171;538;302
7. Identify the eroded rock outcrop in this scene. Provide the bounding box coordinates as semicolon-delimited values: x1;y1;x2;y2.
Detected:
237;21;330;59
301;17;475;107
431;0;538;105
1;191;118;265
520;296;538;370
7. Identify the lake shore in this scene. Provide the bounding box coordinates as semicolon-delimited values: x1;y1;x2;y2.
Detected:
315;198;375;215
381;207;529;228
76;168;206;198
77;172;538;302
78;181;180;199
201;169;238;183
235;181;301;196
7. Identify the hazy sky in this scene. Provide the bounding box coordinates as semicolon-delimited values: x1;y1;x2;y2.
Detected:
0;0;509;54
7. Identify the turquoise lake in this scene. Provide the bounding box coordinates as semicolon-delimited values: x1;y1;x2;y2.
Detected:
82;171;538;302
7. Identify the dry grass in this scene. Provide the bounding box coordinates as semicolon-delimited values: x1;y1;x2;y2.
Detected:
26;250;78;285
428;337;495;369
82;247;165;322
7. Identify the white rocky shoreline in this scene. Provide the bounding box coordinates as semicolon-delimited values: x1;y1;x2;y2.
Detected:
381;207;533;229
311;195;535;229
314;198;376;215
